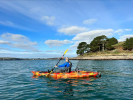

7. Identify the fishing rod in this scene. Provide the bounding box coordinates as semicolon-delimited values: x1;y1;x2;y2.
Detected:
75;35;95;72
75;55;83;72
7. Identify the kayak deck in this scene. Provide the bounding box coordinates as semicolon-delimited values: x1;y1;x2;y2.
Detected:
31;71;101;79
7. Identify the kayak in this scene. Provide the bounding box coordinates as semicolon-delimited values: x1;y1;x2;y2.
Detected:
31;71;101;79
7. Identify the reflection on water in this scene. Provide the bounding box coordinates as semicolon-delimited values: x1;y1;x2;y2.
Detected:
31;76;100;99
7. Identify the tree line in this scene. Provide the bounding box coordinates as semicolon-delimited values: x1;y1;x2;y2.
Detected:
76;35;133;55
123;37;133;50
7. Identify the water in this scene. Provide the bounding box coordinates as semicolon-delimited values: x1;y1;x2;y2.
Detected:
0;60;133;100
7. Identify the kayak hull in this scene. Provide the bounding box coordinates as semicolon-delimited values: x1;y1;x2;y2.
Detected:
31;71;101;79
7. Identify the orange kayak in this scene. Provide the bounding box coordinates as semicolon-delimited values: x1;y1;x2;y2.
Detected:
31;71;101;79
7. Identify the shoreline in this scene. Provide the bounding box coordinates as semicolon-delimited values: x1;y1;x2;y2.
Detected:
1;55;133;60
70;55;133;60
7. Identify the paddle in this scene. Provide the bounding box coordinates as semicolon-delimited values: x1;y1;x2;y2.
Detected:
46;49;68;77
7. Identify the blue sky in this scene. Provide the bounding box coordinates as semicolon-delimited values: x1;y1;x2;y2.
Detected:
0;0;133;58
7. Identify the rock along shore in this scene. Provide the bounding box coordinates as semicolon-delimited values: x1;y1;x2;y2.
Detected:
70;55;133;60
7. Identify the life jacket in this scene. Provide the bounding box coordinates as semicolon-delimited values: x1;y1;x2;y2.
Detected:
64;61;72;73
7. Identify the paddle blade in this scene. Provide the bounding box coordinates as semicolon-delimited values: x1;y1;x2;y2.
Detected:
64;49;68;55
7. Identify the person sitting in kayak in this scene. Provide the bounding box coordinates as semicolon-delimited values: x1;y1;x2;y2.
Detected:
54;57;72;73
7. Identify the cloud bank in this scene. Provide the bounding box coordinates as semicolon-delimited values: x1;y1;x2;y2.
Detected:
0;33;40;52
0;40;11;44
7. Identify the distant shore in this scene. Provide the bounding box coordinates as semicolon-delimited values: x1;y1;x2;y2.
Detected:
1;55;133;60
70;55;133;60
0;57;60;60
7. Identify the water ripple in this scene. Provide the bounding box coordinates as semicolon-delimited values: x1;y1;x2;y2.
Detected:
0;60;133;100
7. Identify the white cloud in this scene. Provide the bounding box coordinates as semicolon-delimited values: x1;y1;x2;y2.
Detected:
58;26;89;35
125;29;132;31
0;40;11;44
72;29;114;42
83;19;97;25
0;21;31;31
118;35;133;42
114;29;132;35
114;29;124;35
114;29;124;33
44;39;73;47
0;33;39;52
10;43;39;52
1;33;29;42
41;16;55;26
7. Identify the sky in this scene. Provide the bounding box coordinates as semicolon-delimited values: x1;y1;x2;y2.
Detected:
0;0;133;58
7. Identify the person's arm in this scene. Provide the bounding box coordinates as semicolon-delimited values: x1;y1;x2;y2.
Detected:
54;57;66;67
66;63;70;67
58;63;66;67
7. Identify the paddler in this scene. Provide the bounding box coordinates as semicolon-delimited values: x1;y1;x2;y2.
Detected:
54;57;72;73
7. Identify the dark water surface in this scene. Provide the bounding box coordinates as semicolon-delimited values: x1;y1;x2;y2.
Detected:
0;60;133;100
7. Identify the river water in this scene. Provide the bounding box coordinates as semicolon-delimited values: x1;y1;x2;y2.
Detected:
0;60;133;100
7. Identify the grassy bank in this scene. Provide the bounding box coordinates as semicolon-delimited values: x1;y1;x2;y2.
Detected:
70;49;133;60
78;50;133;57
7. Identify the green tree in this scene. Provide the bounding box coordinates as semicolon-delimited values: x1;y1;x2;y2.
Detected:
89;35;107;52
123;37;133;50
106;37;118;50
76;42;89;55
